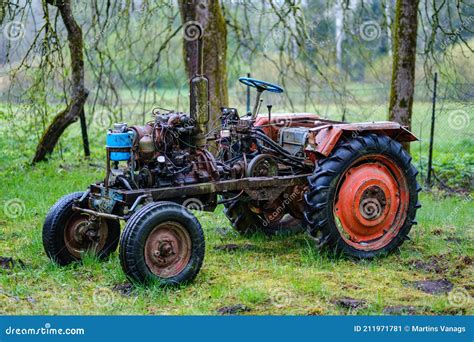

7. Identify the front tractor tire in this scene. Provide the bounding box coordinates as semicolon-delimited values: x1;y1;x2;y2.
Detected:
43;192;121;265
304;134;421;258
119;202;205;286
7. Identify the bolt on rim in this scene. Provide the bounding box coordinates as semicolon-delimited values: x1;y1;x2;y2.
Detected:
64;213;108;258
333;155;409;250
144;221;192;278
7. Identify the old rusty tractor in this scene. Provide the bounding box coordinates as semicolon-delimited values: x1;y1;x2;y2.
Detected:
42;33;420;286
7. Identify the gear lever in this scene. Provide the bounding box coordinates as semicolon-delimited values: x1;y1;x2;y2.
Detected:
267;104;272;122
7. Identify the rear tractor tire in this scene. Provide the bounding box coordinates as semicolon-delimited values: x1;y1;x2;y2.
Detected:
304;134;421;258
119;202;205;286
43;192;121;265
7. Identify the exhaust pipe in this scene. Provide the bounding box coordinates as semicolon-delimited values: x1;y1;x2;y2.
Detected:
189;27;209;148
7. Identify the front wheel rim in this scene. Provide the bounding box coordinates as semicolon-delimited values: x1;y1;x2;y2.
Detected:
144;222;192;278
64;214;108;258
333;155;409;250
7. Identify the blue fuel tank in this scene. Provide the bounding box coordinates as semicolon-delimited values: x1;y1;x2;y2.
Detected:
106;131;134;161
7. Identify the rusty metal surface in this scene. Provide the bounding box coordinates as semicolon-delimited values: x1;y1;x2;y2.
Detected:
144;222;192;278
306;121;418;157
63;213;108;258
254;113;335;141
110;174;309;205
73;206;123;220
333;155;409;250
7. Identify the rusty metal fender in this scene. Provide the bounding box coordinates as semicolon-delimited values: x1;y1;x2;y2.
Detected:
305;121;418;157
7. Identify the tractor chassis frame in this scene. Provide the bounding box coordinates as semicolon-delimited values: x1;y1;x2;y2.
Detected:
73;174;310;221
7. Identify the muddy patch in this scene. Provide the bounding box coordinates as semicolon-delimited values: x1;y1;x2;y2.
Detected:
452;256;473;276
456;256;472;267
382;305;425;315
409;257;448;274
0;257;25;270
214;243;255;252
404;279;454;294
112;283;134;297
217;304;251;315
331;297;367;309
410;255;473;277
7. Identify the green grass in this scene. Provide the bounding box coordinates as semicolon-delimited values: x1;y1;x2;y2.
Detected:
0;160;472;315
0;98;472;315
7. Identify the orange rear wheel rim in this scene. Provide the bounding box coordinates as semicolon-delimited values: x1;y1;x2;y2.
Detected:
334;155;409;250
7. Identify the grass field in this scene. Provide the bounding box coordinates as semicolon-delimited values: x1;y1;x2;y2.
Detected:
0;98;472;315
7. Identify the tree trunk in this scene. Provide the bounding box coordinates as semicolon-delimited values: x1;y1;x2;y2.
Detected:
385;0;393;56
0;3;6;25
33;0;88;163
335;0;344;72
388;0;419;152
178;0;228;134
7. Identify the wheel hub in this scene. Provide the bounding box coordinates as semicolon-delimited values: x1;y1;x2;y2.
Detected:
152;239;176;264
246;154;278;177
64;214;107;258
145;222;191;278
359;185;386;220
334;161;402;244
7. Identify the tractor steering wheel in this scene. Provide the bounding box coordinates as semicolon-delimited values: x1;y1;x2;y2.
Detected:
239;77;284;93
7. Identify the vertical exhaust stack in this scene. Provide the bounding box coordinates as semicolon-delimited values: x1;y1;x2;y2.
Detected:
189;28;210;148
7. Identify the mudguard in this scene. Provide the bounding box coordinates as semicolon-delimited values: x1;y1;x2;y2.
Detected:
306;121;418;157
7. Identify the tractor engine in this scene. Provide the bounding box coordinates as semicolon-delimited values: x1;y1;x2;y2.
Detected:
104;37;220;192
105;112;220;191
